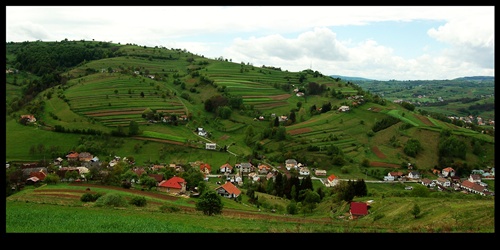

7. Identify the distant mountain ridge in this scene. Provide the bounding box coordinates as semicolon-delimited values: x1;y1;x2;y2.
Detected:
330;75;494;82
329;75;374;82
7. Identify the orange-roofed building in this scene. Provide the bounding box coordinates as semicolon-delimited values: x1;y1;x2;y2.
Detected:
157;176;186;194
326;174;339;187
215;181;241;199
200;163;211;175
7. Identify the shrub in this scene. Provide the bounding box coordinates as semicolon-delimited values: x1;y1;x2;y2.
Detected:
80;192;103;202
129;196;147;207
95;193;128;208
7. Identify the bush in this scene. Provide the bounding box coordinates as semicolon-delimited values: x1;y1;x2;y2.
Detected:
80;192;103;202
95;193;128;208
129;196;147;207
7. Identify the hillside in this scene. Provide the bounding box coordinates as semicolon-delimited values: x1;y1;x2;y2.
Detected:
4;40;496;234
5;40;495;177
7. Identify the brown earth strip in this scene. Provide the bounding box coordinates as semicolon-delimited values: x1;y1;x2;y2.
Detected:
371;146;386;159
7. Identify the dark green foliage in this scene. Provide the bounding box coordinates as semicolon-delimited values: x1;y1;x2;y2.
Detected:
204;95;228;113
129;196;147;207
95;193;128;208
80;192;103;202
195;190;224;216
411;203;421;218
438;136;467;160
404;138;422;157
372;116;400;132
400;101;415;111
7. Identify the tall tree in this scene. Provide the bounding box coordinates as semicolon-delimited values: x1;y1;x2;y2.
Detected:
196;190;224;216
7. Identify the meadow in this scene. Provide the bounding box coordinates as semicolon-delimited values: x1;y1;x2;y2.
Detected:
5;41;495;236
5;182;495;233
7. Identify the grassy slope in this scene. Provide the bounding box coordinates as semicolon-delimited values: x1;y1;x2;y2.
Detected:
6;42;495;176
6;183;495;233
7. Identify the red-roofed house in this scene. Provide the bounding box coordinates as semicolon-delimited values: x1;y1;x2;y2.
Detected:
157;176;186;194
442;167;455;177
220;163;233;174
66;151;79;162
215;181;241;199
326;174;339;187
350;202;368;219
200;163;211;175
26;169;47;184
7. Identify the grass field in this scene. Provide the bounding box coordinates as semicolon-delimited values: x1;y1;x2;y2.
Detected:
5;182;495;233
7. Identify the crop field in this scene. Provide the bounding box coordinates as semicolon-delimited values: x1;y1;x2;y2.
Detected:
62;74;186;127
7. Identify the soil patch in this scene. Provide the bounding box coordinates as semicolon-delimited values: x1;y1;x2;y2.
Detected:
372;146;386;159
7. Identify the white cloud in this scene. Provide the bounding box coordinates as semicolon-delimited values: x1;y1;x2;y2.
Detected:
6;6;494;80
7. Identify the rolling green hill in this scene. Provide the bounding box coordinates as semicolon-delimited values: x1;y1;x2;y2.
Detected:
5;40;495;176
4;40;495;234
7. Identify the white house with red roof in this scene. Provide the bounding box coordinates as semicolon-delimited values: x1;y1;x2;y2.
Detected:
157;176;186;194
215;181;241;199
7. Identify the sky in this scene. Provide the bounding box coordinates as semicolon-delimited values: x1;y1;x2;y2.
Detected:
5;6;495;81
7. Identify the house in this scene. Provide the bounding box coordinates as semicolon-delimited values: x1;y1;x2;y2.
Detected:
220;163;233;174
460;180;489;196
20;114;36;123
54;157;64;165
315;169;327;176
258;164;271;174
338;105;350;112
151;164;165;171
390;171;404;179
442;167;455;177
56;167;79;179
265;172;275;180
26;169;47;184
197;128;207;137
238;162;254;173
299;167;310;175
326;174;339;187
66;151;79;162
385;171;403;181
407;171;421;180
206;143;217;150
78;152;93;162
285;159;298;170
132;167;147;177
248;172;260;182
468;174;482;183
349;202;368;219
383;175;395;181
215;181;241;199
76;166;89;178
157;176;186;194
436;177;451;187
420;178;435;188
200;163;211;175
